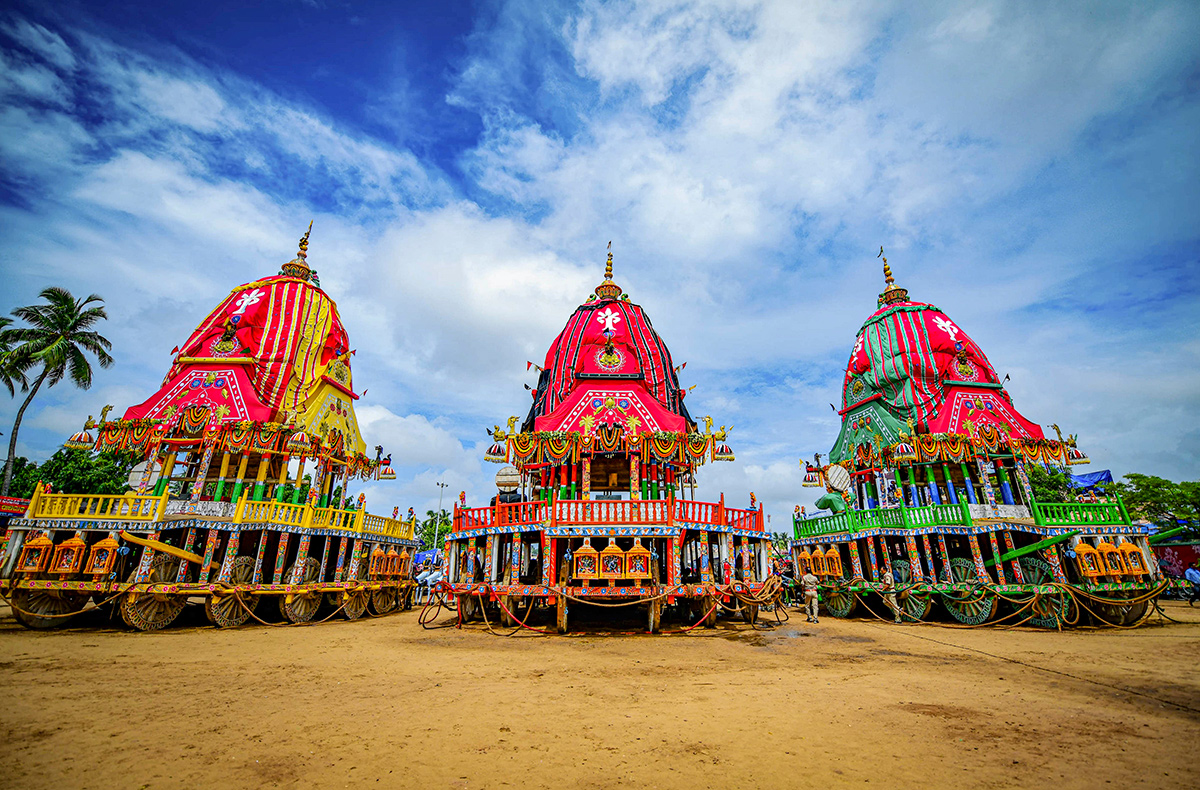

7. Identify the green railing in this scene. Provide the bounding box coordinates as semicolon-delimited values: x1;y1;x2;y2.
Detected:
794;496;1127;539
1032;501;1128;527
903;503;971;528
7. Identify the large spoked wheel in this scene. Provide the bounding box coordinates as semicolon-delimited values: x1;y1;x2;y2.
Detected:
1018;556;1073;628
822;585;857;618
740;602;759;625
1093;590;1150;627
279;557;322;623
11;587;90;629
893;562;930;621
339;587;370;620
120;554;186;631
371;585;400;616
401;584;414;611
205;556;257;628
941;557;997;625
702;595;718;627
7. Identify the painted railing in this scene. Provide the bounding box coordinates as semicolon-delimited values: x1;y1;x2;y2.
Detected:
496;501;550;528
455;505;497;532
25;489;168;522
361;513;415;540
1033;501;1128;527
903;503;971;528
310;506;361;531
674;498;719;525
236;499;307;527
725;506;761;531
453;496;765;532
795;497;1128;538
555;499;670;525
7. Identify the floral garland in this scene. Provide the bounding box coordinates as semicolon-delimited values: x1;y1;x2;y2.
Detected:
645;432;682;462
685;434;710;464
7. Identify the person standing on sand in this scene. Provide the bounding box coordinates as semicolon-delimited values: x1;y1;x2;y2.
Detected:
879;567;901;623
1186;563;1200;606
801;568;820;623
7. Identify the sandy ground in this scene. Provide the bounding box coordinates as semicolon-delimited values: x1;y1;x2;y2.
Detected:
1;598;1198;790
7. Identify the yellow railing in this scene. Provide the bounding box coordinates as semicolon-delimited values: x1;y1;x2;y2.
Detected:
361;513;416;540
25;488;168;522
235;498;307;528
310;506;361;531
21;484;413;541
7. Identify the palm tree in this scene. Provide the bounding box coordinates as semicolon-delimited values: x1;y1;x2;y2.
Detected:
0;316;29;399
1;288;113;495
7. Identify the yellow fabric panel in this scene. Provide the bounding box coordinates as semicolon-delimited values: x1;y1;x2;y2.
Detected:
298;382;367;457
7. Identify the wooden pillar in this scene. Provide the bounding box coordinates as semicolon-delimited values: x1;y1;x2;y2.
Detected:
230;454;250;503
630;454;641;500
582;457;591;500
1000;530;1025;583
935;534;951;580
848;540;863;578
864;536;879;581
986;530;1006;583
272;532;291;584
274;454;292;503
291;456;308;505
213;452;232;501
175;527;197;582
252;456;271;501
252;531;269;583
153;451;177;496
217;530;242;582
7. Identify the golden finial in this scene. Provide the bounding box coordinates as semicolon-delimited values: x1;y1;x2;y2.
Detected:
298;220;313;260
876;245;908;306
593;240;621;301
281;221;316;282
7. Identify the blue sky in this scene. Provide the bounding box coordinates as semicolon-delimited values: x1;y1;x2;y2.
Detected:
1;0;1197;529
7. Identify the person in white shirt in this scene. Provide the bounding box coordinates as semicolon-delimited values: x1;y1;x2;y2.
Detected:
879;568;901;623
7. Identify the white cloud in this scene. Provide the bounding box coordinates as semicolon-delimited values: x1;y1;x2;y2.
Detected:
0;2;1197;528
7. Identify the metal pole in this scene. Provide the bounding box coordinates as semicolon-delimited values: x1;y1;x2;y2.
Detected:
432;480;448;557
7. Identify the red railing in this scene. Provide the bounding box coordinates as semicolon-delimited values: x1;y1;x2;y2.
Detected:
453;496;764;532
454;506;496;532
555;499;670;525
725;506;761;531
497;501;550;528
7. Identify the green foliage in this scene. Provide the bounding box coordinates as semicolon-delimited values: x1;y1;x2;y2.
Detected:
419;509;451;549
9;448;139;497
1112;473;1198;525
1026;464;1072;503
2;287;114;495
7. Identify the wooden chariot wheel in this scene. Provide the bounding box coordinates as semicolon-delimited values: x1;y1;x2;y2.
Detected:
740;602;759;625
370;585;400;616
892;561;931;621
279;557;322;623
120;554;187;631
1017;556;1074;628
1092;590;1149;627
334;557;370;620
205;556;258;628
339;587;370;620
940;557;997;625
10;586;90;629
822;585;856;618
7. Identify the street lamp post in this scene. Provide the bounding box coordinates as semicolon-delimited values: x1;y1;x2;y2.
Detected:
432;480;449;558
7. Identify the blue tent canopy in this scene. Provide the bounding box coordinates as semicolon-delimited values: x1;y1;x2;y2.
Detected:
412;549;442;567
1070;470;1114;490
